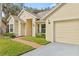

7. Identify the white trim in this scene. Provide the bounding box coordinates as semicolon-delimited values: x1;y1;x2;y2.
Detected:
7;15;17;22
18;9;37;19
8;16;14;33
9;24;13;33
9;23;14;33
54;17;79;22
24;10;37;18
18;9;24;17
7;15;13;22
38;24;46;33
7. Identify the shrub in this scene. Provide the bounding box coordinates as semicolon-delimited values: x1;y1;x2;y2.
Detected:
36;33;45;38
4;33;16;38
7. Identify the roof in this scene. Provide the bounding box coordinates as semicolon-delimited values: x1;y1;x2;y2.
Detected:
36;10;50;18
41;3;65;20
8;5;61;23
30;13;40;18
12;15;19;21
18;9;38;19
12;15;25;23
8;15;25;23
18;9;50;19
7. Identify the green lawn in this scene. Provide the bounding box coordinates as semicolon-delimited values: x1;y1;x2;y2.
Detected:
21;36;50;45
0;36;34;56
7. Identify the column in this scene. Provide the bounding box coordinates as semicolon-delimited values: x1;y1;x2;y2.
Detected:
32;18;36;37
39;24;41;33
18;21;21;36
25;23;27;36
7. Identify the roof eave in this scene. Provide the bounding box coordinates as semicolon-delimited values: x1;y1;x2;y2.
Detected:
18;9;38;19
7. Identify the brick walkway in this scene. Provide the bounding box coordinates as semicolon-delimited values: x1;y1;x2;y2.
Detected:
12;38;43;48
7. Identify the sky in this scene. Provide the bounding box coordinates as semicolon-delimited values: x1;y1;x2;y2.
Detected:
24;3;56;9
2;3;57;17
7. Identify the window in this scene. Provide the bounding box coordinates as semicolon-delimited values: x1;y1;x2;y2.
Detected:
9;24;13;32
41;24;45;33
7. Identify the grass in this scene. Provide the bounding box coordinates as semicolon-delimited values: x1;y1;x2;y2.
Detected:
0;36;34;56
21;36;50;45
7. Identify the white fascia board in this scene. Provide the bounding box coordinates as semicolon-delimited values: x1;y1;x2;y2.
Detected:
18;9;24;17
23;9;37;18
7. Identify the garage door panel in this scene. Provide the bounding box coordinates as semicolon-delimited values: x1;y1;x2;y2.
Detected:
55;20;79;44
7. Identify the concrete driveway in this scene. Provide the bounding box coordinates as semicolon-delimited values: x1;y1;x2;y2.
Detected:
22;43;79;56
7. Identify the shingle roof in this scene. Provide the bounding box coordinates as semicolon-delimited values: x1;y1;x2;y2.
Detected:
12;15;19;21
12;15;25;23
36;10;50;18
25;10;50;19
8;9;50;23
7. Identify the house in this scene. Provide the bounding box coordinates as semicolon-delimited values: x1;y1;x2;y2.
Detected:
42;3;79;44
7;9;49;37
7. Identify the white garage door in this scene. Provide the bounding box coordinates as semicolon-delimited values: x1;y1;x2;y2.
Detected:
55;20;79;44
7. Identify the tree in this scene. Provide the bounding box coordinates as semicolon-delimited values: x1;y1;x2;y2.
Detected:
2;3;24;19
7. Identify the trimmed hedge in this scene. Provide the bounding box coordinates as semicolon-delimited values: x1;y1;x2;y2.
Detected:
4;33;16;38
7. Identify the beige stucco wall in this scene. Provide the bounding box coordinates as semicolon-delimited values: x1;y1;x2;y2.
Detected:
25;19;32;36
45;17;54;42
45;3;79;42
48;4;79;21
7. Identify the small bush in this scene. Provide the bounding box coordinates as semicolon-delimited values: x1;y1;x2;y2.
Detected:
4;33;16;38
36;33;45;38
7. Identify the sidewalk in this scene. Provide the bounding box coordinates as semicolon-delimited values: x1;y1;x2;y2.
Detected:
12;38;43;48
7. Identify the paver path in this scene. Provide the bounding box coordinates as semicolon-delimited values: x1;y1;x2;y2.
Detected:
12;38;43;48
